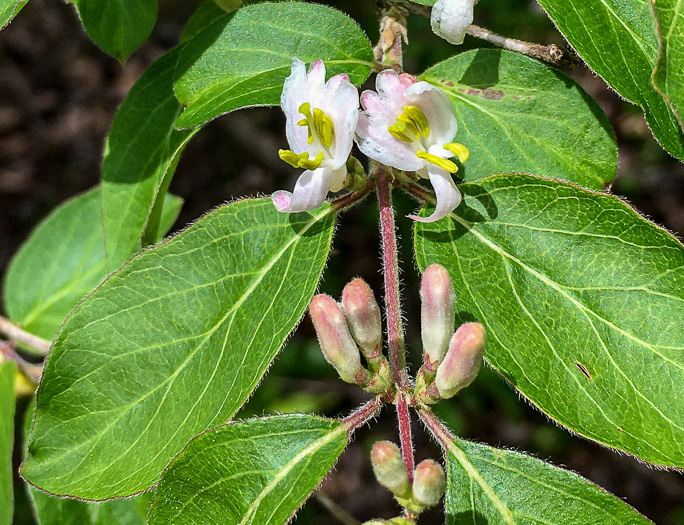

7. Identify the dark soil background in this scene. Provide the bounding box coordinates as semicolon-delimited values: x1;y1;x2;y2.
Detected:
1;0;684;523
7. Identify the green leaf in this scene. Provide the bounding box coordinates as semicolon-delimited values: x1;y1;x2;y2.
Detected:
444;437;652;524
421;49;617;191
102;47;199;270
653;0;684;128
0;0;27;29
414;173;684;468
0;361;17;525
150;415;347;524
72;0;157;62
3;188;182;343
180;1;227;43
22;399;151;525
23;199;336;499
536;0;684;159
173;2;374;128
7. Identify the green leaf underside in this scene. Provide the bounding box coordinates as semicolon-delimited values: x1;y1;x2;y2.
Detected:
173;2;374;128
0;0;26;30
536;0;684;159
72;0;157;62
102;47;199;271
150;415;347;524
0;361;17;525
421;49;617;191
23;199;336;499
3;188;181;343
22;399;151;525
414;173;684;468
653;0;684;128
445;437;652;524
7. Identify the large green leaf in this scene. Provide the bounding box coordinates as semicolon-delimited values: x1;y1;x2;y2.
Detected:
0;0;26;29
414;173;684;468
444;437;651;524
102;47;199;271
3;188;182;343
0;360;17;525
653;0;684;127
173;2;374;128
22;199;336;499
72;0;157;62
420;49;616;191
22;400;151;525
150;415;347;524
536;0;684;159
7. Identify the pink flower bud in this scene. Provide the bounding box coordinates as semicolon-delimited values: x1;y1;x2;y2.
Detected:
412;460;446;507
435;322;485;398
309;295;368;385
420;264;456;372
371;441;411;498
342;278;383;364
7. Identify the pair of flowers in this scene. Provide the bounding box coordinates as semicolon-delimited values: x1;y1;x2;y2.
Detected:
273;58;470;223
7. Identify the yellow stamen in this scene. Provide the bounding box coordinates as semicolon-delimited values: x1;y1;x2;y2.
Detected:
403;106;430;137
397;113;421;138
298;102;312;118
417;150;459;173
278;149;325;170
444;143;470;163
388;124;413;143
313;108;334;149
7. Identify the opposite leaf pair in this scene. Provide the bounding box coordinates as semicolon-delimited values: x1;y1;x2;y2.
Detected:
274;58;470;223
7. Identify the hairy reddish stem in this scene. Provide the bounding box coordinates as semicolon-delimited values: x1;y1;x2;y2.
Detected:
343;395;384;431
417;407;455;450
330;183;374;211
397;392;415;484
377;172;410;388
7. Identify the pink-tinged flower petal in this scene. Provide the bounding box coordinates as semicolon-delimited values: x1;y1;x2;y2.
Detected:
430;0;475;45
282;58;313;154
356;111;425;171
406;82;458;145
375;70;416;113
323;77;359;169
409;167;462;223
271;167;333;213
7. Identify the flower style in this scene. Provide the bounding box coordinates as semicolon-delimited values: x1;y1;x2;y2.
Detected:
273;58;359;213
430;0;478;45
356;70;469;223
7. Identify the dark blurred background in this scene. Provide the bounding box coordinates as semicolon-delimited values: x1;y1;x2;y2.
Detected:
1;0;683;523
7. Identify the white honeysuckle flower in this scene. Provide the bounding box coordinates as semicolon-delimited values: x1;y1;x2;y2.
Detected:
431;0;477;45
356;70;469;223
273;58;359;213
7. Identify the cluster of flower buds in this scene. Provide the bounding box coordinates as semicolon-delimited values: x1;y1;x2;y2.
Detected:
309;279;391;394
369;441;446;516
414;264;486;404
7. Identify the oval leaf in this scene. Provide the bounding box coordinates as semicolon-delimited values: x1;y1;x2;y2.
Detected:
445;437;652;524
72;0;157;62
0;361;17;525
173;2;374;128
536;0;684;159
421;49;617;191
414;173;684;468
102;47;200;270
150;415;348;524
3;188;182;343
22;199;336;499
653;0;684;128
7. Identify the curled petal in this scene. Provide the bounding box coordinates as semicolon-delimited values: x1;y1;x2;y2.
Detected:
324;77;360;169
375;70;416;113
356;111;424;171
282;58;314;154
407;82;458;145
430;0;475;45
409;167;462;223
272;167;333;213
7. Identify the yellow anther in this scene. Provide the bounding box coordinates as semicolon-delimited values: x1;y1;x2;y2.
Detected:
298;102;312;118
278;150;325;170
313;108;335;149
444;143;470;163
416;150;459;173
299;151;324;170
397;113;421;139
403;106;430;137
388;124;413;143
297;119;308;127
